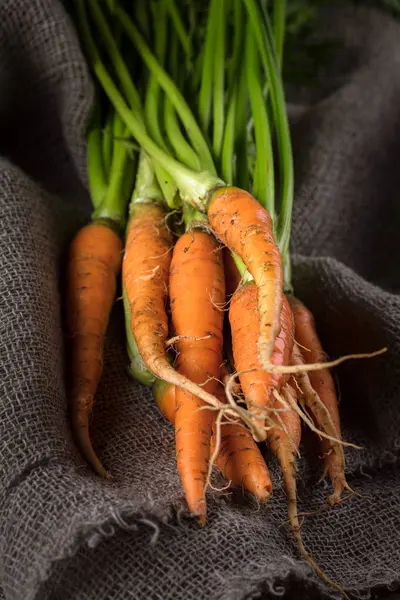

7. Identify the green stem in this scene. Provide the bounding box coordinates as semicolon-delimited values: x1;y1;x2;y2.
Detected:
87;101;107;209
272;0;286;69
94;112;130;225
232;251;252;284
163;0;191;60
164;31;200;171
212;0;226;163
243;0;293;258
123;284;156;386
144;1;168;150
283;251;292;294
132;149;164;205
142;2;178;207
228;0;244;92
168;18;181;87
122;148;136;202
235;60;249;192
144;75;165;145
221;0;244;185
135;0;150;38
102;109;114;180
92;0;175;207
198;0;217;136
114;108;137;205
87;0;142;116
182;204;207;230
115;2;216;175
245;24;275;215
221;84;237;185
192;49;204;97
164;100;201;171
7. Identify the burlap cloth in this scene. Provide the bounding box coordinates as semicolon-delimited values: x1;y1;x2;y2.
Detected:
0;2;399;599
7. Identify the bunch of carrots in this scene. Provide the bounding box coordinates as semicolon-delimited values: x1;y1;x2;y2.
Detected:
67;1;384;597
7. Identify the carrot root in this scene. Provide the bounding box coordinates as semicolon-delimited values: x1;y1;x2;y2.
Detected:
228;283;294;439
208;187;283;366
67;221;122;478
272;386;350;600
209;387;272;503
171;230;225;522
291;343;348;504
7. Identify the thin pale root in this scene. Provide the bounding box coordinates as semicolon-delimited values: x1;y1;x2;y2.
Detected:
166;334;212;347
261;347;386;375
274;390;361;450
280;445;350;600
203;411;224;500
224;371;267;442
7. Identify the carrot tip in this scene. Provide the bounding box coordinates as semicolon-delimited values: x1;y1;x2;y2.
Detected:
196;513;207;527
189;500;207;526
256;488;272;504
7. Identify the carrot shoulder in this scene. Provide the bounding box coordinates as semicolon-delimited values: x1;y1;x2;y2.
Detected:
208;187;283;366
170;229;225;523
67;221;122;478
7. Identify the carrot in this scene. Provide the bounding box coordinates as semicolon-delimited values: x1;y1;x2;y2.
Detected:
208;187;283;366
229;283;293;429
211;387;272;503
123;203;233;414
152;380;272;503
67;221;122;478
169;229;225;523
289;295;348;504
228;276;350;597
123;201;172;371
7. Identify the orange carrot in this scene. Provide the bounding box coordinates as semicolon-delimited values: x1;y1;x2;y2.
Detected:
66;221;122;478
123;202;172;371
169;229;225;523
123;203;230;413
229;283;294;428
211;387;272;503
208;187;283;366
289;295;347;503
229;281;346;596
152;380;272;503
